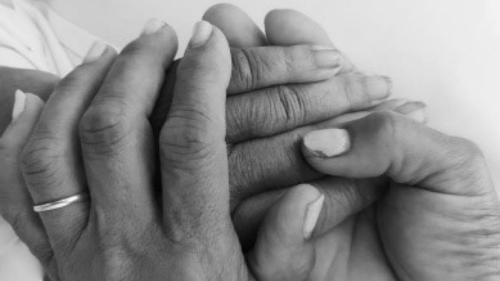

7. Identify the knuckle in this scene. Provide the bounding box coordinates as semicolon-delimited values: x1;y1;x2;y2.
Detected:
21;133;63;187
274;85;306;128
334;74;370;108
160;106;222;171
231;48;255;90
80;102;130;155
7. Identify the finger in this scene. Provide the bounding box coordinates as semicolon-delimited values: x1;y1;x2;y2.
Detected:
265;9;355;72
0;91;55;273
302;112;494;196
21;43;117;243
0;68;58;135
203;3;267;47
227;45;342;94
248;184;321;281
229;107;427;201
233;176;387;249
160;22;234;248
227;73;392;143
328;100;426;125
148;45;343;136
79;20;178;222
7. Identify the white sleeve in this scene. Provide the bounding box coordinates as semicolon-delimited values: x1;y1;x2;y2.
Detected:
0;3;46;281
0;47;36;69
0;1;73;74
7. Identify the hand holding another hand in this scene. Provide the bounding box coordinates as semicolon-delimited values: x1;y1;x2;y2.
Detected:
300;112;500;280
0;20;327;280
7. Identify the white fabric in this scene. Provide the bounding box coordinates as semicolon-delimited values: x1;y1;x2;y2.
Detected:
0;1;104;280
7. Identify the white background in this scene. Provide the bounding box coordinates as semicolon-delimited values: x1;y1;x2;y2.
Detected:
50;0;500;188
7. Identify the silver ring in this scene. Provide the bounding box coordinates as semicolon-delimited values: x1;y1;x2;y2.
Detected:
33;193;90;213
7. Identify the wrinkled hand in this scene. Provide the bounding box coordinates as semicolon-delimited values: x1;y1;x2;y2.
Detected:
300;112;500;280
204;5;426;252
0;21;336;281
0;11;397;249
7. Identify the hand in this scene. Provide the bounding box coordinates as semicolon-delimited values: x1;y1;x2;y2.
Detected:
203;4;427;252
300;112;500;280
1;20;337;281
0;13;395;248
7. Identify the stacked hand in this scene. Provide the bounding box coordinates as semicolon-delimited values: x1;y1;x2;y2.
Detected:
0;4;498;281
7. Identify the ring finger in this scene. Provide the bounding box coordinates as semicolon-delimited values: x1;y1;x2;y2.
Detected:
21;43;117;246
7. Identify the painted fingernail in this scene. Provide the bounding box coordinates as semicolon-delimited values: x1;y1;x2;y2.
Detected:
303;128;351;158
141;18;168;36
312;46;343;70
365;76;393;100
303;193;325;239
12;89;27;123
83;41;108;63
188;21;213;49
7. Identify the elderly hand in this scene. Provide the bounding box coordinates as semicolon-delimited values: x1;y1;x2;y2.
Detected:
299;112;500;280
0;20;334;280
0;9;402;251
205;5;427;252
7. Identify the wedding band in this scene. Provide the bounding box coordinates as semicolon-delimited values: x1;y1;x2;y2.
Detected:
33;193;90;213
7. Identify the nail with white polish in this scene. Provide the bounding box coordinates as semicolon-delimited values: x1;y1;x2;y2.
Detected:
188;21;213;49
303;128;351;158
83;41;108;63
303;193;325;239
12;89;27;123
141;18;168;36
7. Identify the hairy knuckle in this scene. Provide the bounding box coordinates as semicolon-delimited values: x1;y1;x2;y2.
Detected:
80;102;130;155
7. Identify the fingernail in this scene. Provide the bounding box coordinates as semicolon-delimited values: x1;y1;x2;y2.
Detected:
394;102;427;123
407;109;427;123
365;76;392;100
83;41;108;63
12;89;27;123
188;21;213;49
312;46;343;70
303;128;351;158
141;18;168;36
391;99;410;108
303;193;325;239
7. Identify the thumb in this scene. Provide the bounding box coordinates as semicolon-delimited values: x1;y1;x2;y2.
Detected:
249;184;322;281
159;20;235;250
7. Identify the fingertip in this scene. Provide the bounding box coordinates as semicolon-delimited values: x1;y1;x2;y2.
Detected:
264;9;333;46
182;22;231;85
203;3;267;47
251;184;319;280
2;92;44;144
